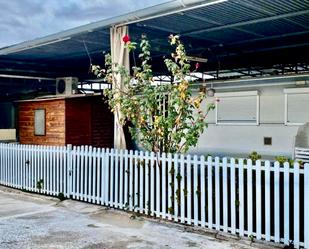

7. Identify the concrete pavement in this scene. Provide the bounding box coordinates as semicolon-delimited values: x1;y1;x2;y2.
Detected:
0;186;279;249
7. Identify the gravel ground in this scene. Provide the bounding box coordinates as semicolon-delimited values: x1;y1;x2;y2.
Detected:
0;186;280;249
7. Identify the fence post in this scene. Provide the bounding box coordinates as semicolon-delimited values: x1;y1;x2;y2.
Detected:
67;144;73;198
305;164;309;249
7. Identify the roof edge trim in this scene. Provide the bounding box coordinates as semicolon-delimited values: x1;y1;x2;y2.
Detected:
0;0;220;55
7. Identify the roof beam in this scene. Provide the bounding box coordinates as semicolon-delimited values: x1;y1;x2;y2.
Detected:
0;58;50;67
0;74;54;80
0;68;59;76
242;42;309;54
216;42;309;58
215;30;309;47
74;39;107;46
182;9;309;36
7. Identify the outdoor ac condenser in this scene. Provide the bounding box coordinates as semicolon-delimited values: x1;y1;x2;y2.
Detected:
56;77;78;95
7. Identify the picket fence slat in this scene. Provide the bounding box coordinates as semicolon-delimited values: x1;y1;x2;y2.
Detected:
174;153;179;222
167;153;172;221
135;150;139;212
247;159;253;236
119;149;123;208
274;161;280;243
284;162;290;245
139;150;144;214
114;149;119;207
96;148;101;204
162;153;166;219
265;161;271;241
85;146;89;201
150;151;154;216
215;157;220;231
129;150;133;211
0;143;307;249
110;148;115;207
230;158;236;234
100;148;104;205
223;158;228;232
200;156;206;227
92;148;97;203
193;155;199;226
180;154;185;223
239;159;245;237
52;146;56;195
105;148;110;206
294;162;300;248
88;147;93;203
145;151;150;215
256;160;262;240
305;166;309;249
124;149;128;208
187;155;192;225
207;156;213;229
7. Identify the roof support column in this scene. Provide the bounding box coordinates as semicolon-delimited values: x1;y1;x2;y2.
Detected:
110;25;130;149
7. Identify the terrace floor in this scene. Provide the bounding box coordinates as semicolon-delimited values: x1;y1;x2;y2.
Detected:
0;186;279;249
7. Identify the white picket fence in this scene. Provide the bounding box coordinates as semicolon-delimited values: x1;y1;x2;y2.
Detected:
0;143;309;248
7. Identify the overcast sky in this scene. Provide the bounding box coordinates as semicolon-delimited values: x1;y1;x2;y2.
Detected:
0;0;170;48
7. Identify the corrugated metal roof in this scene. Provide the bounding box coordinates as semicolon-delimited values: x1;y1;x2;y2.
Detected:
240;0;308;14
0;0;308;81
185;1;269;25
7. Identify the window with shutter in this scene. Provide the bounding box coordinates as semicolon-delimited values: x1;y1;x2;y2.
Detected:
215;91;259;125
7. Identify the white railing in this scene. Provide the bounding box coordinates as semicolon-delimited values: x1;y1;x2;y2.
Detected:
0;143;308;249
295;147;309;163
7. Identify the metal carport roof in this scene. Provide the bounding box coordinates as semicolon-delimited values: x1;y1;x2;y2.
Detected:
0;0;309;98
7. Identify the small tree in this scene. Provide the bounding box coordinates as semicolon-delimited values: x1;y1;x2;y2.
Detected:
92;34;215;153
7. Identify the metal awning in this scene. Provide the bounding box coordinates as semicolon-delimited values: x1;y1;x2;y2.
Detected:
0;0;308;97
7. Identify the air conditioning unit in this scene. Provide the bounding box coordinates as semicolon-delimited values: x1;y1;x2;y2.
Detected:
56;77;78;95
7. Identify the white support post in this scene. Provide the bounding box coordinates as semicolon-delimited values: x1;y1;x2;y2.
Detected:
110;26;130;150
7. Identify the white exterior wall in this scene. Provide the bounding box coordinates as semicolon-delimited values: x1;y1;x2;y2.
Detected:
0;129;16;141
191;83;305;158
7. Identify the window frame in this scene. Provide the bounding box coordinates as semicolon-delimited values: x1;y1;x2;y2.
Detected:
215;90;260;126
34;109;46;136
284;87;309;126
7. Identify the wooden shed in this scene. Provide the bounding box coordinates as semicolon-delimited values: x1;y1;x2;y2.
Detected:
17;94;114;147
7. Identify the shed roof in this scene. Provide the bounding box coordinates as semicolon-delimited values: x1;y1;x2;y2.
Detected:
15;93;103;103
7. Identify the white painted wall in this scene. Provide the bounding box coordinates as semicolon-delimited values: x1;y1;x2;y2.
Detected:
0;129;16;141
190;83;306;158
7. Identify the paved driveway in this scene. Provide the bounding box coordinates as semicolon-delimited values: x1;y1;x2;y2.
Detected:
0;186;277;249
